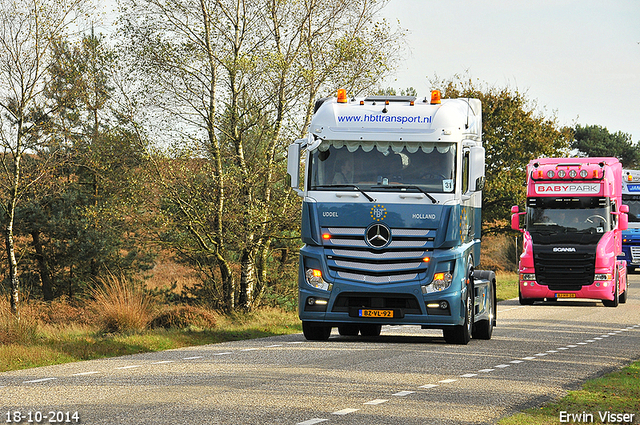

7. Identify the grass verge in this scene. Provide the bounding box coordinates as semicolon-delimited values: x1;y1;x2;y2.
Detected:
496;271;519;302
0;307;301;373
499;360;640;424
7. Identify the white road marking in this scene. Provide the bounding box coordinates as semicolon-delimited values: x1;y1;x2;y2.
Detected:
546;350;558;353
593;337;603;340
461;373;477;378
557;347;569;350
576;342;587;345
116;365;142;370
601;335;610;338
419;384;439;389
478;369;494;373
585;340;595;343
510;360;524;364
566;345;577;348
392;391;415;396
183;356;203;360
332;408;359;415
212;352;233;356
495;364;510;368
534;353;548;356
265;345;283;348
364;399;388;405
23;378;56;383
522;357;536;360
152;361;175;364
439;379;457;383
297;419;328;425
73;371;100;376
242;348;259;351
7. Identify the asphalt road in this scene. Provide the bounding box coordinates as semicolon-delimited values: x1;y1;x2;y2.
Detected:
2;275;640;425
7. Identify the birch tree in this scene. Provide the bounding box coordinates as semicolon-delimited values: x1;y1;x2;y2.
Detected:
0;0;91;317
118;0;402;311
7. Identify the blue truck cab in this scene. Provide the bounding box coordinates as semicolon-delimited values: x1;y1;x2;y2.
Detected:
621;169;640;273
286;90;496;344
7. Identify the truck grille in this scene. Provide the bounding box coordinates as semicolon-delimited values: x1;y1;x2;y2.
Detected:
332;292;422;314
322;227;432;284
533;249;596;290
631;246;640;264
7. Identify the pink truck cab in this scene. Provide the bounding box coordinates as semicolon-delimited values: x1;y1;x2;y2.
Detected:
511;158;629;307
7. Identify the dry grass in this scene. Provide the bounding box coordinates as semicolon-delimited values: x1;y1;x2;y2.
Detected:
90;273;152;333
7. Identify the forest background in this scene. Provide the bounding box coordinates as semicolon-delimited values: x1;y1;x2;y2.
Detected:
1;0;639;325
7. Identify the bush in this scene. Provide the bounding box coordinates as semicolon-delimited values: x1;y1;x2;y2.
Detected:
90;273;152;333
150;305;218;329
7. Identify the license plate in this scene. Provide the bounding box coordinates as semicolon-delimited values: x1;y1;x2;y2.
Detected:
359;309;394;318
556;293;576;298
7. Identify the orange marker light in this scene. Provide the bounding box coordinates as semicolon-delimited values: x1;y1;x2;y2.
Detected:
337;88;347;103
422;257;431;263
312;269;322;278
430;90;441;104
322;233;331;240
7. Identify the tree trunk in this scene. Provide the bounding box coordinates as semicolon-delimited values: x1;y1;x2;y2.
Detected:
32;231;54;301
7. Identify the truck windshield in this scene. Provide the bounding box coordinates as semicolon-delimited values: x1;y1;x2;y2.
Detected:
622;195;640;224
308;141;456;193
526;197;611;241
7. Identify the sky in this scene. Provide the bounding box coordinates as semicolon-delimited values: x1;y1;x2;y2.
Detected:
379;0;640;143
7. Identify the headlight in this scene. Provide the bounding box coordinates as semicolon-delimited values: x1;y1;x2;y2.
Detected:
594;274;612;281
520;273;536;281
422;272;453;294
305;268;333;291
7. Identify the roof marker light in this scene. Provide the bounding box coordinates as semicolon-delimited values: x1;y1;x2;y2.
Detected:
430;90;441;104
337;88;347;103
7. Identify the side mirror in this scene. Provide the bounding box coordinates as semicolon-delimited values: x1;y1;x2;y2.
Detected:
287;140;304;196
468;146;485;192
618;204;629;231
511;205;524;232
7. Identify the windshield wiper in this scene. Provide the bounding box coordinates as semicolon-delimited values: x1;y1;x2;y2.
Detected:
312;185;376;202
375;185;438;204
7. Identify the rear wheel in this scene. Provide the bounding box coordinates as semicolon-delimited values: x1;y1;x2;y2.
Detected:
302;322;332;340
473;271;495;340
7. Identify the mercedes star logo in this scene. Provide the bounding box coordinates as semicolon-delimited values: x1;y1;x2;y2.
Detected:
366;223;391;248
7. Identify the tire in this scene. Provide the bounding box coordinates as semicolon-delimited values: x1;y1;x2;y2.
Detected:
519;287;535;305
359;324;382;337
444;279;473;345
619;290;627;303
473;272;495;340
302;322;331;340
337;324;360;336
602;274;619;308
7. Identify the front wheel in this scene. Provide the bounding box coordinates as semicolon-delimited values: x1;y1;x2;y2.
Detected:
443;283;473;345
602;275;619;308
519;287;535;305
302;322;332;341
